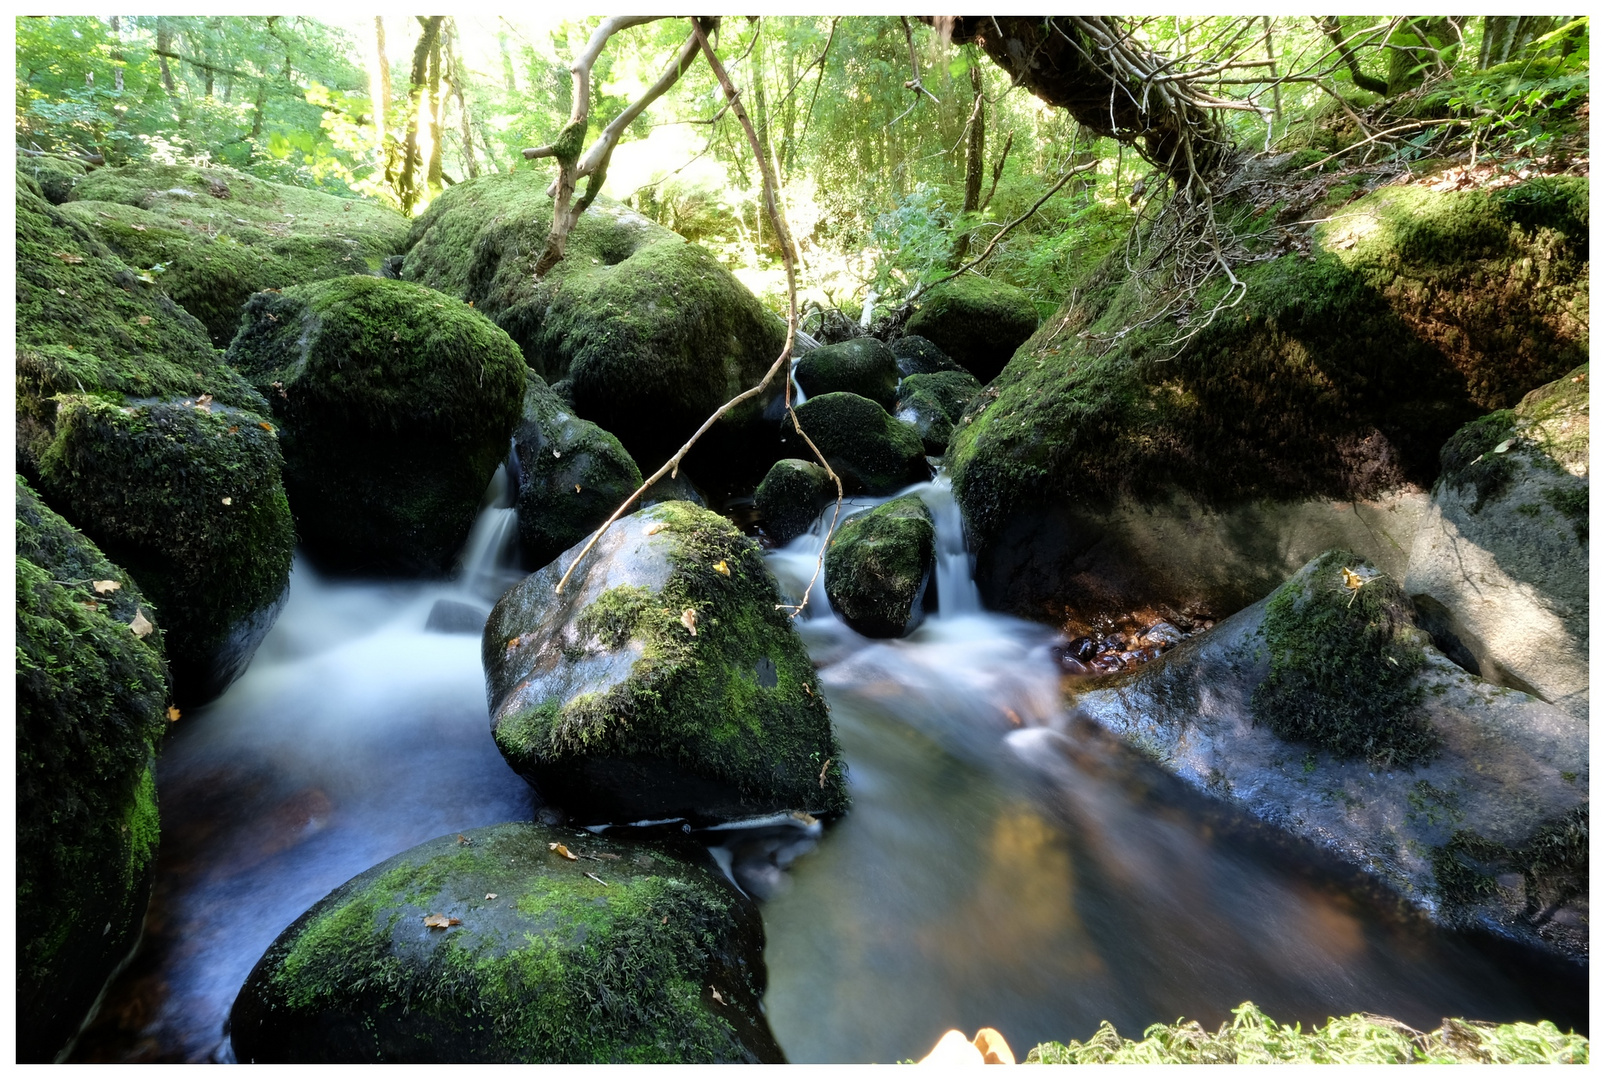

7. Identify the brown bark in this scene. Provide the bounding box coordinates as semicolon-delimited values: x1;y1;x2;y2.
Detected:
426;27;445;193
397;15;443;214
445;20;480;179
948;57;985;268
156;20;176;95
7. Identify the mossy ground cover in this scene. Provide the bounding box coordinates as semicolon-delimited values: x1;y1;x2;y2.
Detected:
824;495;935;637
230;824;781;1063
225;276;526;573
61;163;409;346
949;176;1589;549
1250;550;1436;767
16;476;168;1062
1024;1002;1587;1064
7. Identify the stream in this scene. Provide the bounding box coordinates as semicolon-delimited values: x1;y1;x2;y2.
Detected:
70;470;1586;1063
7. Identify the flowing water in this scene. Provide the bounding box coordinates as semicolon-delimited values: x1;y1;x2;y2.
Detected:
71;470;1585;1063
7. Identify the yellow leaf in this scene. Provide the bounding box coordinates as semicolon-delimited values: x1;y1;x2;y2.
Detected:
680;609;697;636
422;913;461;929
258;422;274;432
1340;567;1365;592
166;705;181;722
228;425;239;434
574;484;582;493
195;393;213;410
92;579;122;595
645;522;665;536
548;842;578;861
129;610;154;638
713;560;730;576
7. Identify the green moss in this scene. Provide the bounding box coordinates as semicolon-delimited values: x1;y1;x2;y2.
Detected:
794;338;899;409
17;151;87;204
577;585;655;649
788;392;929;496
896;369;982;455
1514;362;1589;473
15;476;168;1061
1432;806;1588;922
823;495;935;637
1250;551;1436;767
1436;409;1519;511
754;458;835;544
889;334;966;377
237;824;777;1062
905;275;1040;382
225;276;526;573
1024;1002;1587;1064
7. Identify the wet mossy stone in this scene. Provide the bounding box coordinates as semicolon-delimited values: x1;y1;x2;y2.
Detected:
786;392;931;496
16;477;167;1063
1251;550;1437;767
514;372;643;571
794;337;899;410
228;822;784;1063
226;276;526;574
755;458;835;545
17;151;88;204
904;275;1040;383
896;369;983;455
824;495;936;638
890;334;967;378
63;162;409;346
401;173;786;487
484;501;848;825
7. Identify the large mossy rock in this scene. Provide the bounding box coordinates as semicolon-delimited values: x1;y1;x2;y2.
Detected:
824;495;936;638
514;372;643;571
229;823;784;1063
904;275;1040;382
400;173;786;487
1405;365;1588;721
17;150;88;205
226;276;527;574
1071;549;1587;960
484;501;848;825
754;458;835;545
61;162;409;346
17;185;294;702
16;477;168;1062
896;369;982;455
794;337;898;409
786;392;931;496
952;175;1590;624
889;334;967;378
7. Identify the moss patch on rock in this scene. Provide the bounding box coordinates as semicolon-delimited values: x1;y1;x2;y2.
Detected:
1251;550;1436;767
787;392;930;496
514;373;644;571
754;458;836;545
226;276;526;573
17;151;88;204
63;162;408;346
904;275;1040;383
794;337;898;409
896;369;982;455
889;334;966;378
485;502;848;824
229;823;783;1063
823;494;935;638
1431;805;1587;928
16;476;168;1062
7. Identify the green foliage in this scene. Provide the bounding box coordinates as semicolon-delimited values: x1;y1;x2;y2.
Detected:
1433;19;1590;162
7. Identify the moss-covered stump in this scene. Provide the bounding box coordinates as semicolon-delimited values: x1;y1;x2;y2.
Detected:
514;372;643;571
484;501;848;825
896;369;982;455
755;458;836;545
226;276;526;574
400;173;786;488
16;477;168;1063
786;393;931;496
1072;550;1588;959
889;334;966;378
794;337;898;409
18;150;88;204
61;162;409;346
951;175;1589;625
1405;365;1589;721
17;185;293;702
228;823;784;1063
904;276;1040;383
823;495;935;638
1024;1002;1588;1064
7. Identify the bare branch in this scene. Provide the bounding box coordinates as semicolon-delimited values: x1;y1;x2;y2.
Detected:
573;30;700;179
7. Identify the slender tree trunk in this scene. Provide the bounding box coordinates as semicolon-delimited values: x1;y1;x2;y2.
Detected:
949;58;986;268
156;20;177;95
372;17;391;158
426;27;445;194
1263;16;1282;124
446;20;480;179
498;30;518;92
109;16;125;92
398;16;444;213
752;29;770;252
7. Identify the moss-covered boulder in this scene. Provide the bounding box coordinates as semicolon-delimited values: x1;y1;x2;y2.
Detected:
889;334;966;378
1405;365;1588;721
18;150;88;204
824;495;936;637
226;276;526;574
786;392;930;496
951;175;1589;624
229;822;784;1063
484;501;848;824
896;369;982;455
16;477;168;1062
755;458;836;545
794;337;898;410
401;173;786;488
904;275;1040;383
17;185;294;702
514;372;643;571
1073;549;1588;959
62;162;410;346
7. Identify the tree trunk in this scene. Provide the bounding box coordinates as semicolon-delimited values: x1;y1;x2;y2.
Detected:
156;21;177;95
1386;17;1455;96
948;58;985;268
426;26;445;195
109;16;124;92
445;21;480;179
397;16;443;214
498;30;518;92
372;17;391;158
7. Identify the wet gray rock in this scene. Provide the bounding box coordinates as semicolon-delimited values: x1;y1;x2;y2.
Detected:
895;370;982;455
889;335;967;379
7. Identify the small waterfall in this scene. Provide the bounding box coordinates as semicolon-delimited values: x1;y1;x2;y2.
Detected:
920;473;981;616
454;464;521;603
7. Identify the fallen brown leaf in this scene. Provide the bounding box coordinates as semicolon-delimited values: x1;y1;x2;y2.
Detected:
92;579;122;595
135;315;152;326
258;422;274;432
485;893;498;900
681;609;697;636
645;522;665;536
195;393;213;410
594;852;620;860
710;987;726;1005
227;425;239;434
422;913;461;929
549;843;578;861
818;757;832;788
